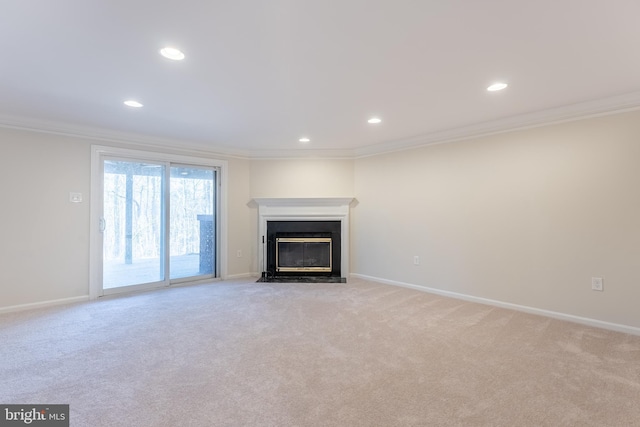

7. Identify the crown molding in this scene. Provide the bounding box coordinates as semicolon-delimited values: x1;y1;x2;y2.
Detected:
354;90;640;158
244;148;357;160
2;90;640;160
0;113;361;160
0;114;253;159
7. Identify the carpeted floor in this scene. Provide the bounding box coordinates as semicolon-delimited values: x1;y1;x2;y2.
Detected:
1;277;639;426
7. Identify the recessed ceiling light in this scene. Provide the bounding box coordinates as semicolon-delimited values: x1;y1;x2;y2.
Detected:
160;47;185;61
298;137;311;143
487;82;508;92
124;100;143;108
367;117;382;124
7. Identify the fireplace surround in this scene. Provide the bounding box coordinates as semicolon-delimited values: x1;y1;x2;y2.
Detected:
253;198;354;282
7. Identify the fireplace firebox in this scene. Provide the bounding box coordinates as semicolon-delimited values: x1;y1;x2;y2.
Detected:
262;220;344;282
276;237;332;272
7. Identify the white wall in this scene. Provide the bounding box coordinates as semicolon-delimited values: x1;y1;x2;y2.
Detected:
1;128;91;307
353;110;640;329
250;158;354;198
226;157;252;276
0;127;252;309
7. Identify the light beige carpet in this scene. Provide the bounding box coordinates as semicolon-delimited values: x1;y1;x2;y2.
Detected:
1;277;639;426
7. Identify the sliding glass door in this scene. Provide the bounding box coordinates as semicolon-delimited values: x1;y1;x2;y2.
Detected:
100;157;218;294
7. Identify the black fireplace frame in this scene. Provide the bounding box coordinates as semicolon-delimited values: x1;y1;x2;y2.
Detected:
264;220;341;279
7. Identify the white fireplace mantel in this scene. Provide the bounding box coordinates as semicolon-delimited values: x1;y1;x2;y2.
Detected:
253;198;355;278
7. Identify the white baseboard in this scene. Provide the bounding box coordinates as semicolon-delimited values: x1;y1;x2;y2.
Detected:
351;273;640;337
225;272;259;280
0;296;90;315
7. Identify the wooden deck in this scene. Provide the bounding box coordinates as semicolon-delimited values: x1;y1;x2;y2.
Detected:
103;254;214;289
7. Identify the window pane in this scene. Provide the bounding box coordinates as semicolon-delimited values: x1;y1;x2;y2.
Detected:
170;166;215;279
103;160;165;288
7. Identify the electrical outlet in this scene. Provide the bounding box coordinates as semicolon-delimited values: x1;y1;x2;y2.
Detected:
591;277;603;291
236;250;242;258
69;192;83;203
413;256;420;266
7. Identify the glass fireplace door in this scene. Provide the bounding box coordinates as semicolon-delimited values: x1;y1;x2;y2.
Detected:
276;237;332;272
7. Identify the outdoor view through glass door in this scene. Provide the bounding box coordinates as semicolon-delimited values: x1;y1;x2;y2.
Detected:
102;159;217;291
169;165;216;280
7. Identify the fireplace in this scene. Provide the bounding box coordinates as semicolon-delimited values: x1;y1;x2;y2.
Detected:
253;198;353;283
264;220;342;281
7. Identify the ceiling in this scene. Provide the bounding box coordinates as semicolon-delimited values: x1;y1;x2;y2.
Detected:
2;0;640;158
